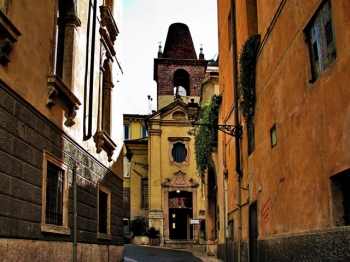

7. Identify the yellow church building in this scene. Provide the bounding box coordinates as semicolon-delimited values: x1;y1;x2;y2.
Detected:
125;23;210;246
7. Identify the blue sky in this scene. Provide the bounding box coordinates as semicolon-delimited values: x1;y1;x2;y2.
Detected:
120;0;218;114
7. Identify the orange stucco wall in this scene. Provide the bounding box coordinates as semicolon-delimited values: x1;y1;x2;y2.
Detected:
217;0;350;253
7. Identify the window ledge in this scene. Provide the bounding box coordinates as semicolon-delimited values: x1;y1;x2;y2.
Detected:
93;130;117;162
0;10;21;65
97;232;111;240
41;224;70;235
47;75;81;127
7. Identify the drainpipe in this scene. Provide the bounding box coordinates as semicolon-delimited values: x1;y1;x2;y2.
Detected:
230;1;243;261
73;165;78;262
223;164;228;261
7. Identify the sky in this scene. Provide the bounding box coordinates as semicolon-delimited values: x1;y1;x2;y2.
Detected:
120;0;218;114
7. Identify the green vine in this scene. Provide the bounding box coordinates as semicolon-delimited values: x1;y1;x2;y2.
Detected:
188;94;221;182
238;34;259;124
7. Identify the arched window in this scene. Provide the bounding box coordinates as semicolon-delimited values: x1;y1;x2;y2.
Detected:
173;69;190;96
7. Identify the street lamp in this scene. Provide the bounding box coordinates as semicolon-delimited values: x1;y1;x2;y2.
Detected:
186;98;243;138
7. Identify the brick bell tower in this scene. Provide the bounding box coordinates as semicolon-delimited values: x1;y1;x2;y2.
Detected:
154;23;208;110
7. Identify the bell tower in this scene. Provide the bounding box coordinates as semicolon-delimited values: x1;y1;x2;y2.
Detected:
154;23;208;110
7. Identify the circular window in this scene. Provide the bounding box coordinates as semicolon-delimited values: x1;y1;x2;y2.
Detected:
172;143;187;163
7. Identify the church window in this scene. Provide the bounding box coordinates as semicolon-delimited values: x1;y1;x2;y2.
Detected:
172;143;187;163
168;137;190;166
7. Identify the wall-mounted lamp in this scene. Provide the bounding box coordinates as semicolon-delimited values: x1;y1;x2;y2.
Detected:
126;149;133;162
186;98;243;138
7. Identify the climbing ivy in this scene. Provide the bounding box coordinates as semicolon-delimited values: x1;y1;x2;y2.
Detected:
188;94;221;182
238;34;259;124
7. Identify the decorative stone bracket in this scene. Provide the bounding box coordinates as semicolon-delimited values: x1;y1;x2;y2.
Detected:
93;130;116;162
47;75;81;127
99;5;119;43
99;5;119;63
0;10;21;65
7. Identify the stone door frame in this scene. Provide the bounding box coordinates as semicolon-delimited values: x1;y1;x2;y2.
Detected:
161;170;199;242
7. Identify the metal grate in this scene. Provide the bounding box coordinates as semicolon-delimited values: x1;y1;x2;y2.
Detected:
46;162;63;226
141;179;149;209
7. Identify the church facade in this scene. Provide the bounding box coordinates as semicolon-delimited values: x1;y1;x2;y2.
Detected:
130;23;208;245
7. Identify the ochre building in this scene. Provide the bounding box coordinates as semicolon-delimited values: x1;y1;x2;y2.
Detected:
215;0;350;261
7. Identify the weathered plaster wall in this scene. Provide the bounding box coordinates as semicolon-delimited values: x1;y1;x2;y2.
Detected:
217;0;350;260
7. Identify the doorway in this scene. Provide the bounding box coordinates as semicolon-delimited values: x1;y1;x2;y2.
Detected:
169;191;193;239
249;202;258;262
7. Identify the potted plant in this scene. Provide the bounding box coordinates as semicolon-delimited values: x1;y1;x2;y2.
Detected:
130;216;148;245
147;227;160;246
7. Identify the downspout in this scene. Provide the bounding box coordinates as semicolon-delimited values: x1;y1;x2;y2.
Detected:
230;1;242;261
73;165;77;262
83;0;97;140
223;163;228;261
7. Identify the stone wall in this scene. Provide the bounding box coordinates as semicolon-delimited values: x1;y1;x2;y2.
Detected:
222;228;350;262
0;81;124;259
0;238;124;262
258;227;350;262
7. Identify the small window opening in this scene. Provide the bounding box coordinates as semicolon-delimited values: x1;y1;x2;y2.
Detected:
99;190;108;233
46;162;64;226
124;125;130;140
270;124;277;148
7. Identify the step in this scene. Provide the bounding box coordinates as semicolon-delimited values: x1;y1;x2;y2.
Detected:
164;240;205;249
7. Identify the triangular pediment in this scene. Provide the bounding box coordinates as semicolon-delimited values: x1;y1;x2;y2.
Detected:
149;99;188;122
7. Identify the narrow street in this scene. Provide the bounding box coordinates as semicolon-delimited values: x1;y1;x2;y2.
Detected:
124;244;221;262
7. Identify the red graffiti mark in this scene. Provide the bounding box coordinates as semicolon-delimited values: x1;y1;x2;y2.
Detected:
261;197;271;224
